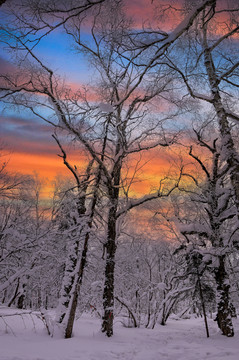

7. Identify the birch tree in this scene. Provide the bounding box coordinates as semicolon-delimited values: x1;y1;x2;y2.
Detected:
162;0;239;220
175;127;238;337
51;136;103;338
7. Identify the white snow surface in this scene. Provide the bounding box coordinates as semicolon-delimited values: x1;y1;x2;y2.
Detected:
0;307;239;360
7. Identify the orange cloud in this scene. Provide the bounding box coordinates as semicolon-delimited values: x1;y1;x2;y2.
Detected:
5;143;174;199
8;153;64;180
6;148;89;198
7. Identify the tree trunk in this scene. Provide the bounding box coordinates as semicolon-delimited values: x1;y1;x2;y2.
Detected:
55;152;101;338
101;206;117;337
203;23;239;217
56;236;80;330
101;148;121;337
215;256;234;337
63;176;101;338
101;195;119;337
197;273;210;338
17;294;25;309
64;287;78;339
64;230;90;338
37;287;42;309
8;278;20;307
56;224;91;338
145;291;153;328
57;182;99;338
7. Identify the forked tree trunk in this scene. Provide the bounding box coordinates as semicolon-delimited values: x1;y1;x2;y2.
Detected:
52;140;97;338
57;204;96;338
57;177;99;338
215;256;234;337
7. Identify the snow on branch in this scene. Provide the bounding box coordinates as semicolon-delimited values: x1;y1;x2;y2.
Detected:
179;223;211;239
152;0;216;57
0;270;26;293
226;110;239;123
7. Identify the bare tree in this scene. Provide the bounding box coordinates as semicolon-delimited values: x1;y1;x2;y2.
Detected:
174;127;238;337
1;0;226;338
51;135;103;338
0;148;28;199
161;0;239;221
0;0;187;337
0;174;55;309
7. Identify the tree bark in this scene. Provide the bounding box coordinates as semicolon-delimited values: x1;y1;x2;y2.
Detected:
101;204;117;337
8;278;20;307
202;21;239;217
101;155;122;337
197;272;210;338
64;230;90;338
215;256;234;337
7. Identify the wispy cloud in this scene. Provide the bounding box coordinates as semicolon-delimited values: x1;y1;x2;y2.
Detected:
0;114;56;155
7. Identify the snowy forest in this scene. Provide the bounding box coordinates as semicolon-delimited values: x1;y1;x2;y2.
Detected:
0;0;239;359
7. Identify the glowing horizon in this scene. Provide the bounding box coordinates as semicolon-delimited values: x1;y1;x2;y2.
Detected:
0;0;234;201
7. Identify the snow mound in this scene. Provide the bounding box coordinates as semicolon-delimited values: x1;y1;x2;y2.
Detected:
0;307;239;360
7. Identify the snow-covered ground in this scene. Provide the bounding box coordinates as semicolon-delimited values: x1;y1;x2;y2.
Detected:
0;307;239;360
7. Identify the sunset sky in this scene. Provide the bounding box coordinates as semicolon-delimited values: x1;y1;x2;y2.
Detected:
0;0;234;198
0;0;178;196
